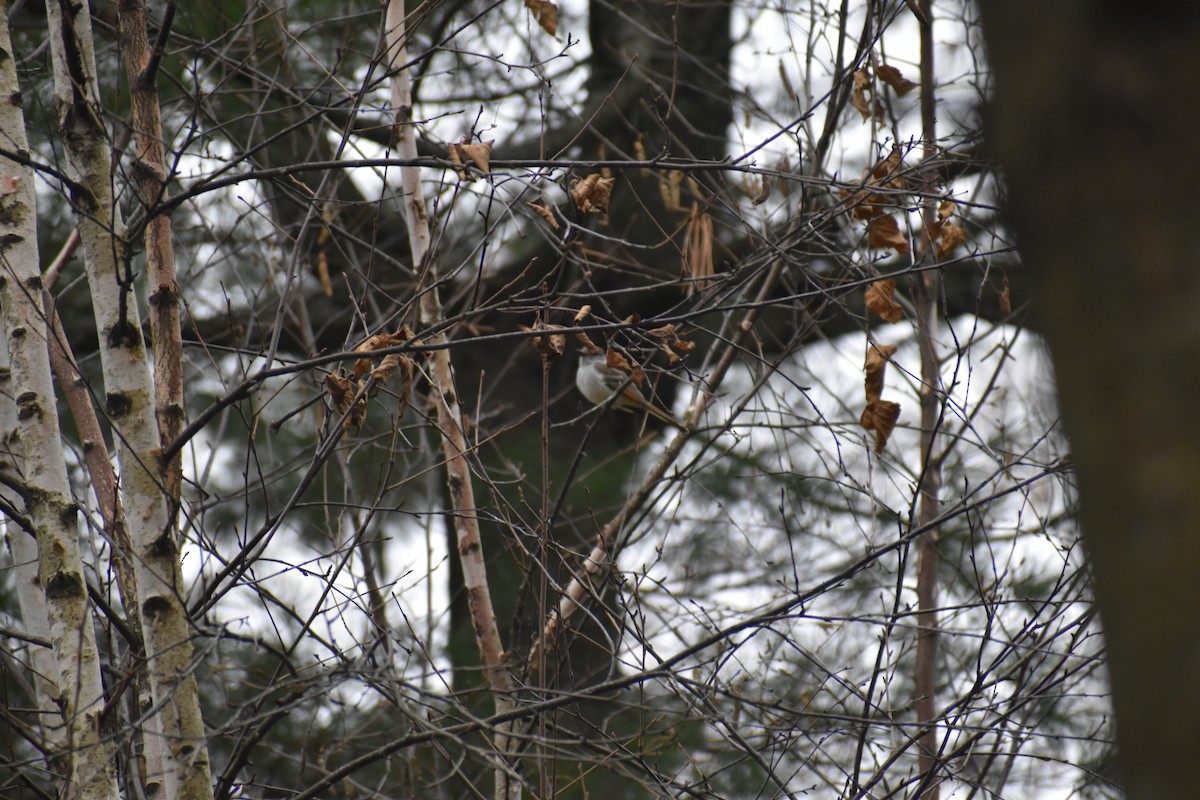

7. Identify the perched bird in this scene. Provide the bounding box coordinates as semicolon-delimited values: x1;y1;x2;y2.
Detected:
575;350;685;429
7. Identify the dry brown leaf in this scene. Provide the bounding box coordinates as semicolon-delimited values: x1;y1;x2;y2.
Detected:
877;64;918;96
606;349;644;386
863;342;898;404
861;399;901;453
873;146;905;184
841;188;882;221
660;170;684;212
315;251;333;298
447;144;465;180
370;352;414;385
519;321;568;359
573;305;592;324
862;342;900;453
683;205;715;296
751;175;771;205
936;220;967;257
575;332;601;354
325;371;367;430
448;140;493;181
999;279;1012;316
776;154;792;198
865;279;903;323
325;371;354;409
528;200;560;229
459;140;493;172
570;174;615;213
779;60;797;101
868;213;909;254
649;323;695;364
351;329;412;378
938;199;955;221
852;69;872;120
524;0;558;36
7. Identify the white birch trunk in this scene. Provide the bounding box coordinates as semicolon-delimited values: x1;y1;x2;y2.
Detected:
383;4;520;799
0;335;68;789
0;7;118;798
44;3;213;799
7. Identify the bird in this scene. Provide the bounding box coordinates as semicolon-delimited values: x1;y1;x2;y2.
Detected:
575;350;685;429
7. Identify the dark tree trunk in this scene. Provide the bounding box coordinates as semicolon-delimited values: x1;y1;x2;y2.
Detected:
982;3;1200;797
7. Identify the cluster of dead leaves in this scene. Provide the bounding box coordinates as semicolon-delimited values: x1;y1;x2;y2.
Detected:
324;327;416;430
841;146;912;255
647;323;696;364
570;173;615;214
852;64;918;123
526;172;617;233
545;305;693;372
842;148;968;258
861;342;901;454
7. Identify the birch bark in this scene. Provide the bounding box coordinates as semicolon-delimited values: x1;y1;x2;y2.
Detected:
383;4;520;799
0;6;118;797
44;2;214;798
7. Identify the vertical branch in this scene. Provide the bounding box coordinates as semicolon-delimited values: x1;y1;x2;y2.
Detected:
0;337;69;792
45;2;214;799
119;0;185;509
913;1;942;797
0;6;118;798
382;4;519;800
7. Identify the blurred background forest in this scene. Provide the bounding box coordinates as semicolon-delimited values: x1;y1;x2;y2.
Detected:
0;1;1117;799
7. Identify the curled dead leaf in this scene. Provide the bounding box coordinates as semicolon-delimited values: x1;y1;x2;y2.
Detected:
605;348;645;386
575;332;602;354
570;173;615;213
873;146;905;184
528;200;560;229
325;371;368;430
862;342;900;453
751;175;771;205
649;323;695;364
863;342;898;405
868;213;909;254
936;220;967;257
877;64;918;96
865;279;903;323
324;371;350;407
861;399;901;453
315;251;333;298
448;140;493;181
852;69;873;120
660;170;684;212
683;205;715;295
999;279;1012;316
353;330;409;378
519;321;568;359
573;305;592;324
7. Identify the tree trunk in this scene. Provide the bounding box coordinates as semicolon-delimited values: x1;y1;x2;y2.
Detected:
981;3;1200;797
